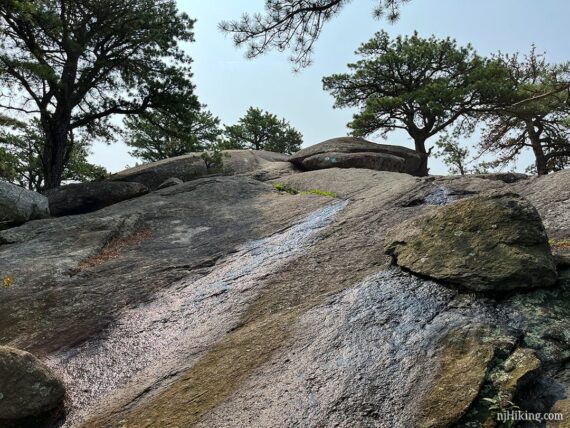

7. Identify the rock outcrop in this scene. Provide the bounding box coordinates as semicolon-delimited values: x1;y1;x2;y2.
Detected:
157;177;183;190
109;150;294;190
0;152;568;428
288;137;428;176
46;181;149;216
0;346;65;425
384;192;558;291
0;181;49;228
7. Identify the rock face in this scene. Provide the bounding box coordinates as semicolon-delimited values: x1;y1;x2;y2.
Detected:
157;177;183;190
289;137;427;176
0;346;65;424
46;181;149;216
0;152;568;427
385;192;558;291
109;150;293;190
0;181;49;227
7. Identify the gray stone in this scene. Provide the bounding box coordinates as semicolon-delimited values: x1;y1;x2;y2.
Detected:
472;172;529;183
0;346;65;421
157;177;183;190
109;150;292;190
300;151;406;173
46;181;149;216
289;137;427;176
0;181;49;227
385;192;558;291
0;167;568;427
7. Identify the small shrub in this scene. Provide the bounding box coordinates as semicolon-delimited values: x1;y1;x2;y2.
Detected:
273;182;298;195
272;184;337;198
549;239;570;250
201;148;225;172
2;276;12;288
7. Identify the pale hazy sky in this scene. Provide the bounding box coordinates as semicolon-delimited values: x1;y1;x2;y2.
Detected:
88;0;569;175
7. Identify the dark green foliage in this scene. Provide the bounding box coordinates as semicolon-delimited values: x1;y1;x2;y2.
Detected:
223;107;303;154
125;107;222;163
322;31;510;158
0;120;107;191
0;0;195;188
221;0;410;70
479;48;570;175
201;148;226;172
434;135;470;175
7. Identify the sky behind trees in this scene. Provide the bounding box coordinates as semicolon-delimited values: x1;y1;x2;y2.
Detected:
88;0;569;174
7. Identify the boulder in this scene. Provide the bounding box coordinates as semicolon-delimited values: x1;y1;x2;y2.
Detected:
109;150;291;190
0;346;65;423
157;177;183;190
46;181;149;216
472;172;528;184
300;151;406;172
0;181;49;228
289;137;427;176
384;192;558;292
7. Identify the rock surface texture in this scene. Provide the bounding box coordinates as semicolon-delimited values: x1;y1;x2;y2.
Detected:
0;151;568;428
384;191;558;291
0;181;49;227
0;346;65;425
46;181;149;216
289;137;428;176
109;150;293;190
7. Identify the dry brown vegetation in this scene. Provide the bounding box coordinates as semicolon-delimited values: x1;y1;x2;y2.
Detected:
74;229;151;272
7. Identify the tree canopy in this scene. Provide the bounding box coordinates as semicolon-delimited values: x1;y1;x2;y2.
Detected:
222;107;303;154
0;119;107;190
221;0;410;70
0;0;195;188
322;31;510;173
479;48;570;175
125;106;222;163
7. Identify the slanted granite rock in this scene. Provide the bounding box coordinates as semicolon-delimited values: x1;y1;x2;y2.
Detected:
0;181;49;228
385;192;558;291
157;177;183;190
515;169;570;241
109;150;291;190
416;327;496;428
2;167;570;427
0;346;65;423
46;181;149;216
289;137;427;176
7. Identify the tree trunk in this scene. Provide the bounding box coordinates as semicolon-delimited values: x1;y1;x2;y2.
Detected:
527;125;548;176
41;115;71;190
413;136;429;176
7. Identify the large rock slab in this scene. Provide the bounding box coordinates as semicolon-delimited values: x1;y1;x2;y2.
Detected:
2;168;570;426
289;137;427;176
0;181;49;227
46;181;149;216
0;346;65;423
385;192;558;291
109;150;292;190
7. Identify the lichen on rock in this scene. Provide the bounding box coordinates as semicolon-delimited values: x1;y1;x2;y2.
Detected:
384;191;558;292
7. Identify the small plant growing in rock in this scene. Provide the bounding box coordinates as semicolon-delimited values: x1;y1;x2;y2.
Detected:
299;189;337;198
201;148;229;173
273;182;298;195
2;276;12;288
